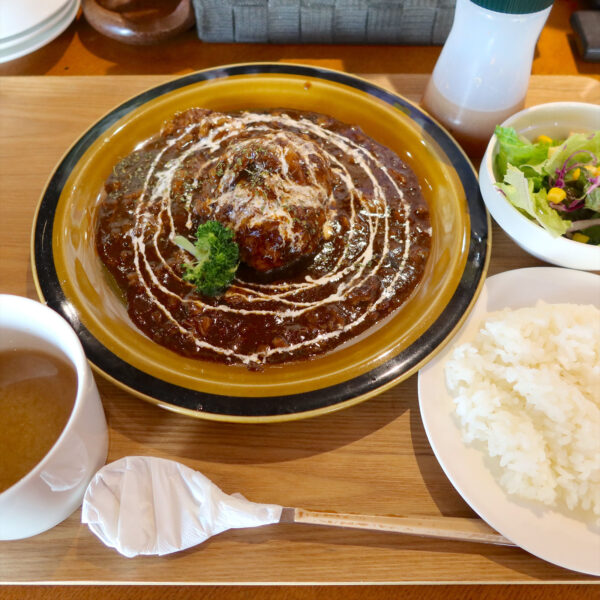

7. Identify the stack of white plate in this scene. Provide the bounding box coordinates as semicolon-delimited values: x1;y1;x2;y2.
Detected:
0;0;80;64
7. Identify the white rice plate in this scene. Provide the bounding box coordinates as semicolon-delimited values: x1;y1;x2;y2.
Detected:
444;301;600;524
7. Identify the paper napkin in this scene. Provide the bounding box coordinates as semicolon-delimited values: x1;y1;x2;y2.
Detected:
81;456;283;557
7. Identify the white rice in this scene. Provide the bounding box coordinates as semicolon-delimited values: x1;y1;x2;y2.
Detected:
444;301;600;523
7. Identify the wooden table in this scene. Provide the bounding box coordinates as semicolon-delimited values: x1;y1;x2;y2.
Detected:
0;0;595;80
1;72;599;594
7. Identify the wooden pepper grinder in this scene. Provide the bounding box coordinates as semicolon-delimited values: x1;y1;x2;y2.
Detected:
82;0;195;45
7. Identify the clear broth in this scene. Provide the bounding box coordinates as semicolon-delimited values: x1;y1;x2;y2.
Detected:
0;349;77;493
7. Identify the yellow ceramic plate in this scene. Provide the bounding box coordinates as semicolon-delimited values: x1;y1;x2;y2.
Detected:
32;64;490;422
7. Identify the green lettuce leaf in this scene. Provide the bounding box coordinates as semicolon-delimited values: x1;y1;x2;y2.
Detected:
586;187;600;212
496;164;571;237
542;131;600;177
579;225;600;244
494;126;550;179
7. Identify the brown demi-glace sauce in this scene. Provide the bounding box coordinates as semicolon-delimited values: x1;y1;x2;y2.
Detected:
96;108;431;369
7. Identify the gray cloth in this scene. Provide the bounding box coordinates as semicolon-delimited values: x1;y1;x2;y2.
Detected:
193;0;456;44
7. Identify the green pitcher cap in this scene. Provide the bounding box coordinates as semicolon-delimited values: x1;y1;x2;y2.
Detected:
470;0;554;14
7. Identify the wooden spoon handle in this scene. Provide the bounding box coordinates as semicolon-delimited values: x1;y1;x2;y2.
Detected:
282;508;515;546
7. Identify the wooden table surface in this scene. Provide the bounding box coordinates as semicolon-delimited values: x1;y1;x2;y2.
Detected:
0;0;597;80
1;73;599;595
1;1;599;598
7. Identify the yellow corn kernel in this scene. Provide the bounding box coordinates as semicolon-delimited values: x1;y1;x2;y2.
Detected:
547;187;567;203
572;233;590;244
536;135;553;144
570;168;581;181
548;146;560;158
584;164;600;177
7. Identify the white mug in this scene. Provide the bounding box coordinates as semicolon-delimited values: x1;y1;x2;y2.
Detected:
0;295;108;540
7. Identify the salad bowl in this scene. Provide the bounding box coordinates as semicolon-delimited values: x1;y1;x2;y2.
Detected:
479;101;600;271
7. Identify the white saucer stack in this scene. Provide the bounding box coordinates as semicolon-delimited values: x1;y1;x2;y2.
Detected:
0;0;80;64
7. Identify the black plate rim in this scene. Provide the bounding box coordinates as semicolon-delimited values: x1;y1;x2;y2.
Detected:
32;63;490;421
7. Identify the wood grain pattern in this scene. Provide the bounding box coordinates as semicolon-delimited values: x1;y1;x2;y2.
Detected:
288;509;514;546
0;0;594;80
0;74;599;587
1;585;600;600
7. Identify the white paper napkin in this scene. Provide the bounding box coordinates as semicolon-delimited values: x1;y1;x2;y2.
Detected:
81;456;283;557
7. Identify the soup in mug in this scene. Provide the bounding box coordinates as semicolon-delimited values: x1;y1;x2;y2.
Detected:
0;349;77;493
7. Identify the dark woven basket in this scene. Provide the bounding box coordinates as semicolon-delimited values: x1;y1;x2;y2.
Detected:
192;0;456;44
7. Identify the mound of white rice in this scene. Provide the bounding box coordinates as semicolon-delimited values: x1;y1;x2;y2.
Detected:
445;301;600;523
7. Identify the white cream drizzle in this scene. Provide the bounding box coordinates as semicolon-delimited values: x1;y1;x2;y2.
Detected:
126;111;426;366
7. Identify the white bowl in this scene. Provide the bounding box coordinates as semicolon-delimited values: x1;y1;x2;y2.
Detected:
0;295;108;540
479;102;600;271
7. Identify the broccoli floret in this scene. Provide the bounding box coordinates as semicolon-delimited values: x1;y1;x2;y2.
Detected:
173;221;239;297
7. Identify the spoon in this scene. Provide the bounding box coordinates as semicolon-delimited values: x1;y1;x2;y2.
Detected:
279;506;513;546
82;456;513;557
